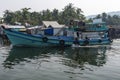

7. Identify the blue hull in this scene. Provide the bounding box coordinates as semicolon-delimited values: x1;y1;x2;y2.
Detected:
4;29;111;47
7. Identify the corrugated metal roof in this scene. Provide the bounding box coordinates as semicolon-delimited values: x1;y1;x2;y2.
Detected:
42;21;64;28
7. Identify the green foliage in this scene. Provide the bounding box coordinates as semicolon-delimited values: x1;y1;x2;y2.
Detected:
2;3;85;26
94;12;120;25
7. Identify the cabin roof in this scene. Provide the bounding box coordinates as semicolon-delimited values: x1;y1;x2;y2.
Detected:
42;21;64;28
27;26;42;29
0;24;26;29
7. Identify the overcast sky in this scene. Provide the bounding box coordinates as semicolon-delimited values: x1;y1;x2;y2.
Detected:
0;0;120;17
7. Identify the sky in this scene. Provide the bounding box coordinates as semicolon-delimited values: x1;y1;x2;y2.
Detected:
0;0;120;17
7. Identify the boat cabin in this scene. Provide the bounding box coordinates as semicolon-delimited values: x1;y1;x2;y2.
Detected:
27;21;65;36
62;19;109;40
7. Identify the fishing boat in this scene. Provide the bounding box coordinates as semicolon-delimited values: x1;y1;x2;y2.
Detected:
2;20;112;47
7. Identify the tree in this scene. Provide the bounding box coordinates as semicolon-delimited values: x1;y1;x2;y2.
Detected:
60;3;84;24
101;12;107;22
21;8;31;24
95;14;101;19
3;10;14;24
52;9;59;21
94;12;120;25
41;9;52;21
3;3;85;25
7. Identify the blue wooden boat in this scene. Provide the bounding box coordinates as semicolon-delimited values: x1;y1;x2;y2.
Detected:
2;20;112;47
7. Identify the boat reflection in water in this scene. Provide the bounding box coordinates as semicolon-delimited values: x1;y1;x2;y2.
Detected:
0;37;4;47
2;46;108;70
2;47;55;69
62;46;107;70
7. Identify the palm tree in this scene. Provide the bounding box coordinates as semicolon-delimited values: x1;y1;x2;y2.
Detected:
3;10;14;24
21;8;31;24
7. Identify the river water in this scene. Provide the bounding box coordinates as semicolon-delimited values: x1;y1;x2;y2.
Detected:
0;38;120;80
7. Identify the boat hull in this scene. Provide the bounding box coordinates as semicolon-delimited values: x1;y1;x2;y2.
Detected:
4;29;58;47
4;29;112;47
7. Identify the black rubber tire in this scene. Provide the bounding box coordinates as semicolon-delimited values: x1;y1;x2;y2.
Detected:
83;40;89;46
98;39;102;43
59;40;65;45
42;37;48;43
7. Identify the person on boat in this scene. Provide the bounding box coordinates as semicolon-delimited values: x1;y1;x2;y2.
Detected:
82;36;89;46
85;36;89;40
76;31;79;38
78;21;86;31
76;31;82;39
73;37;79;45
26;29;31;34
79;21;85;26
108;25;115;39
63;30;67;36
69;19;74;29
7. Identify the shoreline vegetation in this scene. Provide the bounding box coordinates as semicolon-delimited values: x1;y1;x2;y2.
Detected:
0;3;120;27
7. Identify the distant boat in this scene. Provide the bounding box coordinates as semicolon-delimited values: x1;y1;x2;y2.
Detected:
2;20;112;47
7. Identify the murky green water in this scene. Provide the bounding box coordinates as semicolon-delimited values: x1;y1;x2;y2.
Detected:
0;39;120;80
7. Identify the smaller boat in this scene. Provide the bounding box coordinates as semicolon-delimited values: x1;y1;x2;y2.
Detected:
2;20;112;47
